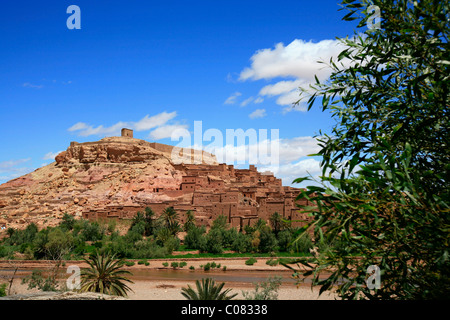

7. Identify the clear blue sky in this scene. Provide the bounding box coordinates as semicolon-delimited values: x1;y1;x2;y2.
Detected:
0;0;359;186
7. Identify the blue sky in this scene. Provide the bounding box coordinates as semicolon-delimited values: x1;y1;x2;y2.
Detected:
0;0;359;186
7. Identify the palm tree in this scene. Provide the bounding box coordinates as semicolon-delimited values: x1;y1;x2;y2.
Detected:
183;210;196;232
160;207;181;235
79;251;134;297
144;207;156;236
181;278;237;300
130;211;145;229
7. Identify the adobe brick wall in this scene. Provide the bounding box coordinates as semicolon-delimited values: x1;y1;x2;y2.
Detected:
82;153;313;230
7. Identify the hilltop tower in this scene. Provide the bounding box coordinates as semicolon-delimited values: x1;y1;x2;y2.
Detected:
121;128;133;138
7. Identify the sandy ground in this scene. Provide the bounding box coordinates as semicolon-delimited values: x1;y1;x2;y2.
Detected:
125;280;337;300
0;257;338;300
4;279;337;300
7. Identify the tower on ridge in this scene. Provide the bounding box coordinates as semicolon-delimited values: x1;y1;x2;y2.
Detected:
121;128;133;138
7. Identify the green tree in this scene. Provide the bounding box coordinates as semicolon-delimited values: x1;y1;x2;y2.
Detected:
144;207;156;236
285;0;450;300
130;211;145;231
181;278;237;300
183;210;196;232
211;214;229;230
79;251;134;297
184;225;207;250
269;212;285;235
160;207;181;236
45;228;73;261
231;232;253;253
204;228;224;254
60;213;76;231
258;226;278;253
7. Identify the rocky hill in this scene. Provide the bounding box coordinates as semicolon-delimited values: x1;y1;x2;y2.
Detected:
0;134;216;231
0;130;307;234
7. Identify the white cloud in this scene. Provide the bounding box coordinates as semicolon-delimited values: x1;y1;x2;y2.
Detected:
278;136;321;163
149;124;189;140
239;38;348;110
68;112;180;138
254;97;264;104
179;134;320;168
240;39;345;81
0;158;31;170
43;151;63;161
212;135;322;186
249;109;267;119
224;92;242;105
68;121;128;137
0;158;33;184
134;112;177;131
68;122;89;132
23;82;43;89
259;80;305;96
240;96;254;107
282;103;308;114
261;158;322;186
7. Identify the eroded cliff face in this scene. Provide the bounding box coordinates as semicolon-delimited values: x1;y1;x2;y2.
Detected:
0;136;213;231
56;137;167;164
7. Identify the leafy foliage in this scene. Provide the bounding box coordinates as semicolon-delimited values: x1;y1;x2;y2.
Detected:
242;276;282;300
183;210;196;232
181;278;237;300
22;270;59;292
159;207;181;236
286;0;450;300
0;283;6;297
79;251;134;297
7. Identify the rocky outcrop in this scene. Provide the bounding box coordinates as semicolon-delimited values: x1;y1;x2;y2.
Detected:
0;136;216;231
56;138;165;165
0;132;304;233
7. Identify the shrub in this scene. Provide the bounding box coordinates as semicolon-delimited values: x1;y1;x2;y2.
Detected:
245;258;257;266
22;270;59;292
266;259;279;266
276;230;293;252
162;262;169;267
84;221;105;242
203;263;211;271
242;276;282;300
60;213;76;231
189;265;195;270
0;283;7;297
179;261;187;268
184;225;207;250
291;232;313;254
231;233;252;253
171;261;179;269
163;236;180;254
124;261;135;267
204;229;224;254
